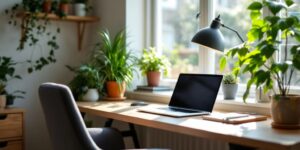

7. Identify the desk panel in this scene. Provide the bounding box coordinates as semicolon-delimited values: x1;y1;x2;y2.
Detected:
77;100;300;150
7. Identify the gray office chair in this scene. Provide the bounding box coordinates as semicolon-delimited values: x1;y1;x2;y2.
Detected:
39;82;125;150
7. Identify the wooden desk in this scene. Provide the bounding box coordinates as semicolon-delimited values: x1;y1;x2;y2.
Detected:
78;100;300;150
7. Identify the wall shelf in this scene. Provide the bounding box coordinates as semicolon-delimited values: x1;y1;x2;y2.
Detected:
16;12;100;51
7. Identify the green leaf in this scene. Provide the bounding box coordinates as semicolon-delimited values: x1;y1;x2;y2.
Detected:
250;10;261;20
265;0;287;15
285;0;294;6
264;16;280;25
293;53;300;70
219;56;227;71
248;2;263;10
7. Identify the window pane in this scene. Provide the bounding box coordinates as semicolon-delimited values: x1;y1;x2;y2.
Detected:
157;0;200;79
214;0;252;84
280;0;300;86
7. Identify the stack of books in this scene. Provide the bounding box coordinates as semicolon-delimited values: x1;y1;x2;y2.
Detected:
135;85;172;92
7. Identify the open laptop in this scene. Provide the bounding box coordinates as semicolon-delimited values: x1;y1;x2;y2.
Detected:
138;74;223;117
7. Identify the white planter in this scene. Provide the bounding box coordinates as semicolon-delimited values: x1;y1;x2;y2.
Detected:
74;3;86;16
222;83;238;100
82;89;99;102
0;95;6;109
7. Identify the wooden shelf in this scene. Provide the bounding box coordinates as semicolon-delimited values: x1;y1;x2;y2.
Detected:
16;12;99;22
16;12;100;51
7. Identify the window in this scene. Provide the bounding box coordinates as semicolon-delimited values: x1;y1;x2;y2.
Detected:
279;0;300;86
155;0;200;79
152;0;300;95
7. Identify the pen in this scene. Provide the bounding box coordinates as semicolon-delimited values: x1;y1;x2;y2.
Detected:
224;114;249;121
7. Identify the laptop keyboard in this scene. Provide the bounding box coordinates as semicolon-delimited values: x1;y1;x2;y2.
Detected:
159;107;203;113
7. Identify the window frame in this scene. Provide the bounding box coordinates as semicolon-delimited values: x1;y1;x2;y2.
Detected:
147;0;300;100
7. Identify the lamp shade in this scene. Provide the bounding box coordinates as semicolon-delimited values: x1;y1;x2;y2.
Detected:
192;16;225;52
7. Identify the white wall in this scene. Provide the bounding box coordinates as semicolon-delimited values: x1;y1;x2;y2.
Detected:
0;0;127;150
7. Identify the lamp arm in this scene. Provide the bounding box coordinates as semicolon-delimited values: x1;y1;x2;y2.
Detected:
221;24;245;43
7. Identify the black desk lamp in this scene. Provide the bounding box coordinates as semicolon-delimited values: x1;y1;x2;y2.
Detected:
192;15;244;52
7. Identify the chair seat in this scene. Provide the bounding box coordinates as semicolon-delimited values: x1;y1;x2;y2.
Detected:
87;128;125;150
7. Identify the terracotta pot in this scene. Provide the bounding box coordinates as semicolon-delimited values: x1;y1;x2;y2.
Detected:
0;95;6;109
106;81;126;98
59;3;69;15
271;95;300;126
146;71;161;87
43;1;52;13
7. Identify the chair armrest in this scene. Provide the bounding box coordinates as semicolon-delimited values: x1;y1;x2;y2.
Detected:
87;128;125;150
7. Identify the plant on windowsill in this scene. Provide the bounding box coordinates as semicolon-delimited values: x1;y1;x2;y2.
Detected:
67;65;104;102
91;29;138;99
138;47;170;87
221;0;300;128
222;73;238;100
5;0;61;73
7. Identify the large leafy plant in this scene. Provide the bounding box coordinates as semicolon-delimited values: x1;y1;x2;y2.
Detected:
221;0;300;100
91;29;137;85
68;65;104;100
138;47;170;76
0;57;25;100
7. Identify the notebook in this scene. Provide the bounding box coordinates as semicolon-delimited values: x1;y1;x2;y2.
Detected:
138;74;223;117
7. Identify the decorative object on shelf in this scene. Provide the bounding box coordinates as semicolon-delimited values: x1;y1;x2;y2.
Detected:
67;65;103;101
222;0;300;129
43;0;52;13
91;29;137;99
222;73;238;100
73;0;91;16
255;86;271;103
59;0;70;16
138;47;170;87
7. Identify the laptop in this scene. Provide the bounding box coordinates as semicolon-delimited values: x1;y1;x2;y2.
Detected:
138;74;223;117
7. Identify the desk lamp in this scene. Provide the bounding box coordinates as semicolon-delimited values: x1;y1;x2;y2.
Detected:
192;15;244;52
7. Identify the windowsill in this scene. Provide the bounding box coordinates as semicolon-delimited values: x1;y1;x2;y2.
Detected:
126;90;271;116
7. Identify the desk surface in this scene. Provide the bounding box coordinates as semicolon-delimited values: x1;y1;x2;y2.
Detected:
77;100;300;150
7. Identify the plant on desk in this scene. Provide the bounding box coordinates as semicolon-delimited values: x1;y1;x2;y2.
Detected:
221;0;300;128
68;65;104;102
222;73;238;100
138;47;170;87
91;29;138;99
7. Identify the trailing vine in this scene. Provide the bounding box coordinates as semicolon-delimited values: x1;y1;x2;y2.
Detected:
5;0;64;73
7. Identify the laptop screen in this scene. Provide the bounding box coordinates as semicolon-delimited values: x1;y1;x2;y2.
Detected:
169;74;223;112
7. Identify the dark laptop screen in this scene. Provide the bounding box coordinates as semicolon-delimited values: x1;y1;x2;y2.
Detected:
169;74;223;112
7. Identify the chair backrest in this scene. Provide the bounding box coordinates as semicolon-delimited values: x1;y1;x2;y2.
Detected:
39;83;99;150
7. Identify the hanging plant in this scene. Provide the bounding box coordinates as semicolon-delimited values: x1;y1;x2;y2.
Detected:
5;0;62;73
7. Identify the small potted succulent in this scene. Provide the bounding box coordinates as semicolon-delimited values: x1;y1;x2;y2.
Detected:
138;47;170;87
68;65;104;101
222;73;238;100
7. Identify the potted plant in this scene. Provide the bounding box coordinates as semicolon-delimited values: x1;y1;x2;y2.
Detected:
222;0;300;128
73;0;89;16
43;0;52;13
59;0;70;15
91;29;137;99
68;65;103;101
138;47;170;87
0;82;6;109
0;57;25;107
222;73;238;100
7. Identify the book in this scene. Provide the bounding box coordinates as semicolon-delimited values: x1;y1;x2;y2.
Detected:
135;85;172;91
202;112;268;124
